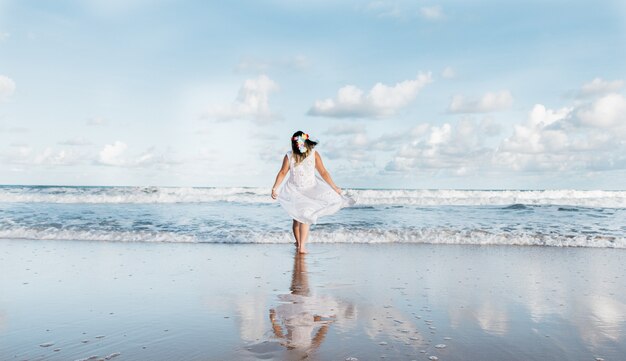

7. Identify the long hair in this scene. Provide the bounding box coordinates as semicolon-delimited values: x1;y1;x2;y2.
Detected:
291;130;318;165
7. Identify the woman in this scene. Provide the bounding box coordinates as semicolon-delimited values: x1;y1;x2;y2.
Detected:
271;131;354;253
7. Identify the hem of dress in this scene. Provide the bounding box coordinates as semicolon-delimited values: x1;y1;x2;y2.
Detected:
290;215;314;225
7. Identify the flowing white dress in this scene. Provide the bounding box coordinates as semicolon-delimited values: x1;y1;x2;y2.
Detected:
277;150;355;224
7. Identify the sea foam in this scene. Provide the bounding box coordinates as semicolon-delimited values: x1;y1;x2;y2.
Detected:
0;186;625;207
0;227;623;248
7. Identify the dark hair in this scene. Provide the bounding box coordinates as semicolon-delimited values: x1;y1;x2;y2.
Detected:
291;130;318;164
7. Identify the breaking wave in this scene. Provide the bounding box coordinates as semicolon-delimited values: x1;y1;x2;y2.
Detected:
0;227;623;248
1;186;625;208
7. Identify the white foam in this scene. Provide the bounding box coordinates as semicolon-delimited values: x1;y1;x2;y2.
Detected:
0;186;624;207
1;227;623;248
351;189;626;208
0;227;197;243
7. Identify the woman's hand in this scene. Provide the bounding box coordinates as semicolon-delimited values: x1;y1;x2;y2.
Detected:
333;186;342;194
271;188;278;199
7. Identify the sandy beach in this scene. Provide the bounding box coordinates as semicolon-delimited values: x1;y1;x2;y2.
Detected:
1;239;624;361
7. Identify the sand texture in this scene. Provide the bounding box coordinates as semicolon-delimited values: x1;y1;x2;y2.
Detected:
1;239;625;360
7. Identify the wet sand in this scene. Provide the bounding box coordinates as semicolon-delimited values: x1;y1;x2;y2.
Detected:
1;239;625;361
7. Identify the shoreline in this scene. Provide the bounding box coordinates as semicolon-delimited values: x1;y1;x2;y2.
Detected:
1;239;624;360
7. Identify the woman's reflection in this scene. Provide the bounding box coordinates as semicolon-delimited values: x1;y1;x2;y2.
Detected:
269;253;337;353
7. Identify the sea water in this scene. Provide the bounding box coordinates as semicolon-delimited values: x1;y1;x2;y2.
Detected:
0;185;624;248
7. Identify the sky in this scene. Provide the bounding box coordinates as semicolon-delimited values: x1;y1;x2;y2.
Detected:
0;0;625;189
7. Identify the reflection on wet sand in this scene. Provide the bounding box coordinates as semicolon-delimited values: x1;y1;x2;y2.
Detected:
246;252;353;360
270;253;337;352
240;245;625;360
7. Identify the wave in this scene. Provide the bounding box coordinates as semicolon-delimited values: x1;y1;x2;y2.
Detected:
1;186;625;207
1;227;623;249
502;204;531;210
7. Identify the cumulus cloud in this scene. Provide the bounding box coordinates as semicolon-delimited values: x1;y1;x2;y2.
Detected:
501;105;572;153
577;78;623;98
575;93;626;129
203;75;281;124
312;78;626;179
448;90;513;113
34;148;77;166
496;97;626;172
385;88;626;175
308;72;432;118
0;75;16;101
385;119;493;173
98;141;128;166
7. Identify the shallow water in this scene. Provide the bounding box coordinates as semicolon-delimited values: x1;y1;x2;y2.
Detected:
0;186;624;248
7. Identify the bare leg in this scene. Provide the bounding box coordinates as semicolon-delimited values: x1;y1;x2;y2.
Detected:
298;223;310;254
292;220;301;249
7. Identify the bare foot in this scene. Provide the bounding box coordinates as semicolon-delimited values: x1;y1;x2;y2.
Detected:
297;247;308;254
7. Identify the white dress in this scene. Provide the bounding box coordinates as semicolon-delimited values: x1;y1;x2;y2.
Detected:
277;150;355;224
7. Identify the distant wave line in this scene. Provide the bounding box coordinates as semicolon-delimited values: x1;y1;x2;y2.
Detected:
0;186;625;207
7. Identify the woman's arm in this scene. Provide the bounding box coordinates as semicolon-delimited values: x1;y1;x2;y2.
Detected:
269;309;285;338
315;152;342;194
271;155;290;199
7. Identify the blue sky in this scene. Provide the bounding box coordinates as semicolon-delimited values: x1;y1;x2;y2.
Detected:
0;0;625;189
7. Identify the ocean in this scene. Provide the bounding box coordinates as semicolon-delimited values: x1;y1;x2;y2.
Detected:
0;185;624;248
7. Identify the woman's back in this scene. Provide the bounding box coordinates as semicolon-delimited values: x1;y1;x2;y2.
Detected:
288;149;316;188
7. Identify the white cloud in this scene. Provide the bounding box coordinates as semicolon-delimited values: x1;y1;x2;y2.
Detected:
0;75;16;101
495;97;626;172
203;75;281;124
441;67;455;79
34;148;74;166
384;88;626;175
308;72;432;118
312;77;626;178
420;6;443;20
98;141;128;166
500;104;573;154
448;90;513;113
576;93;626;129
0;32;9;41
385;119;492;173
578;78;623;98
